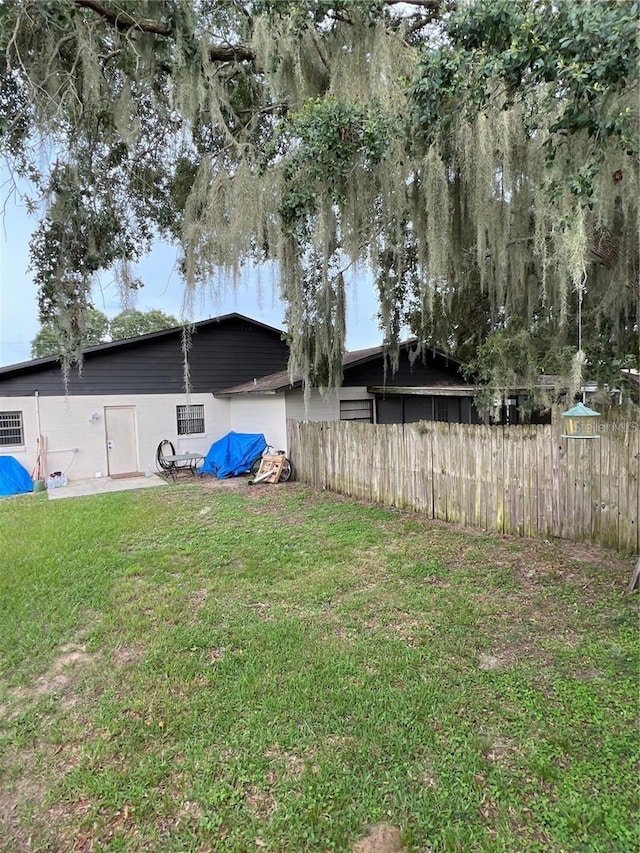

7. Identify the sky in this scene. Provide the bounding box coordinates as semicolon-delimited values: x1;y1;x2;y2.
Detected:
0;177;383;367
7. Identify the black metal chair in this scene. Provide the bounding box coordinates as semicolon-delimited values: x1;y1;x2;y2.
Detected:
156;439;177;480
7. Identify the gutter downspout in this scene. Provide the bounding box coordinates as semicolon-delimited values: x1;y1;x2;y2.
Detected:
34;389;46;481
35;389;42;439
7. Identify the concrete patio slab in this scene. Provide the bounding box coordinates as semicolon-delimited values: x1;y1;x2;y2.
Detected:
47;473;169;500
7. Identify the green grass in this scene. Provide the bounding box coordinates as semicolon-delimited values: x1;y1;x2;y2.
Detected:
0;480;638;852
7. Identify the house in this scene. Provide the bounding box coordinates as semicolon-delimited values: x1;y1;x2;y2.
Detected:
0;314;290;481
217;340;558;434
0;312;534;485
216;341;482;428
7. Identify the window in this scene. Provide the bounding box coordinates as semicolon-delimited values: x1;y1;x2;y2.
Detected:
177;404;205;435
340;399;373;423
0;411;24;446
434;398;449;423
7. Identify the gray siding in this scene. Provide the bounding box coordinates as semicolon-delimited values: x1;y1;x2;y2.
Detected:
0;317;289;397
349;348;477;426
344;349;465;387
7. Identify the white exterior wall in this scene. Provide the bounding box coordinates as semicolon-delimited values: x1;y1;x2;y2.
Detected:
222;386;374;457
285;388;340;422
284;386;373;422
0;393;230;482
0;396;38;480
228;394;288;452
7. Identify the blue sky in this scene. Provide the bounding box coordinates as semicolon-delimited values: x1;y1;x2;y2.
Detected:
0;177;383;367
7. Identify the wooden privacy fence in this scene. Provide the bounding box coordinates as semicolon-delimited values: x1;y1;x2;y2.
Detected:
287;419;640;554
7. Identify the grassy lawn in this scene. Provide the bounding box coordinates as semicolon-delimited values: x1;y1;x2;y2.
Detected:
0;478;638;852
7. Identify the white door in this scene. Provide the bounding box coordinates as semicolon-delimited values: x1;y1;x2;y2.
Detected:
104;406;139;477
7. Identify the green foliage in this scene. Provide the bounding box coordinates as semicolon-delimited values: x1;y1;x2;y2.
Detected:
28;159;153;366
465;324;577;414
412;0;639;183
108;308;179;340
404;0;639;402
29;324;66;360
275;97;392;222
30;308;178;357
30;308;110;358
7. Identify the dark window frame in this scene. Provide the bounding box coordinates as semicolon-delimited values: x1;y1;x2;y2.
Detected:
0;411;24;446
339;399;373;423
434;398;449;423
176;404;205;435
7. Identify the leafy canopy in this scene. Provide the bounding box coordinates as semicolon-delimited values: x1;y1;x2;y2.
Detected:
1;0;638;402
30;308;179;358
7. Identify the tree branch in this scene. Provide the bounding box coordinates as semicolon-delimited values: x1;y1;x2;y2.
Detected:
73;0;171;35
72;0;256;62
327;10;354;25
71;0;451;61
384;0;455;26
383;0;448;8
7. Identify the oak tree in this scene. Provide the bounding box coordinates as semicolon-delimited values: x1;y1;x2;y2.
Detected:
2;0;638;402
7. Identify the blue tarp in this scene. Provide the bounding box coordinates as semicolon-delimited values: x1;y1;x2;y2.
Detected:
0;456;33;497
200;432;267;479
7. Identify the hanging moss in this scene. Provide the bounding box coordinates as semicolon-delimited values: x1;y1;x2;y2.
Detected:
1;0;637;399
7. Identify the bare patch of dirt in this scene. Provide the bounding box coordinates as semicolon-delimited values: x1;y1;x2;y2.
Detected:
188;587;210;610
324;734;356;750
0;777;48;849
243;601;273;622
198;475;296;502
198;475;253;493
359;607;432;648
93;803;137;848
483;737;518;765
421;768;438;789
264;746;310;781
573;667;605;681
113;642;146;666
341;549;395;587
175;798;203;822
552;539;632;569
244;785;277;819
321;612;357;645
46;796;93;825
352;823;407;853
478;652;513;671
191;477;313;522
0;741;93;853
386;616;422;647
3;642;99;720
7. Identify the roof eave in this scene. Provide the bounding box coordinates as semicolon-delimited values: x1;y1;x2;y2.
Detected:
368;385;477;397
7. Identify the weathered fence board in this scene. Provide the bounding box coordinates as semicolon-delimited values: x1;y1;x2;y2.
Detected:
618;421;640;553
599;433;619;551
288;417;639;554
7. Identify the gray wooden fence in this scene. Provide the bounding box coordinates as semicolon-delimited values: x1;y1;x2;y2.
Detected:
287;419;640;554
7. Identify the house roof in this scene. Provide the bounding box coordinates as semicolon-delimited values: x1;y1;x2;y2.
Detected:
215;343;571;399
216;341;464;396
214;348;377;396
0;313;285;378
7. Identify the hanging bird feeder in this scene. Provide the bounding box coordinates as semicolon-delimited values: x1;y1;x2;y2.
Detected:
560;402;601;439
